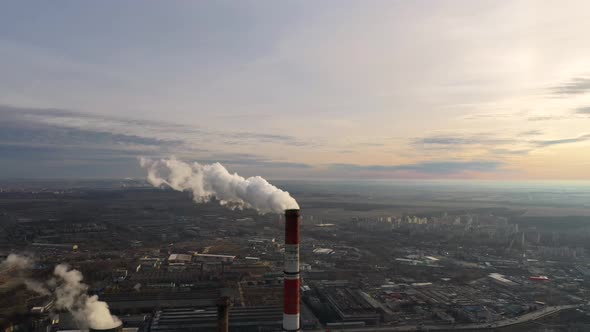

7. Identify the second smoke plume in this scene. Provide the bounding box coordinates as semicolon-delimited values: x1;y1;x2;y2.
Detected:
140;158;299;213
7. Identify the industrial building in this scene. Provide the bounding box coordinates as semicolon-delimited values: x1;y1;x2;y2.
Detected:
102;289;222;313
31;243;78;251
488;273;518;287
194;253;236;262
149;306;283;331
149;304;318;331
167;254;192;264
319;287;381;326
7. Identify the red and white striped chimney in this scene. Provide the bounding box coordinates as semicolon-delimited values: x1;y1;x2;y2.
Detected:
284;209;300;331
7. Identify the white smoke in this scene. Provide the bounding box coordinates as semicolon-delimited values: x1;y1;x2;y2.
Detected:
24;279;51;296
1;255;120;330
52;264;122;329
0;254;47;294
139;157;299;213
0;253;34;271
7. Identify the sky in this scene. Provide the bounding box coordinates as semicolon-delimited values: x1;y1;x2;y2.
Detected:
1;1;590;180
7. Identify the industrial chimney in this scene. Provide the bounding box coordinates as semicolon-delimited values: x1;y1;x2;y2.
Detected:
283;209;300;331
89;325;123;332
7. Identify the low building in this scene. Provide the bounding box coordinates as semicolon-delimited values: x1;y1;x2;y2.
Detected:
150;304;317;331
320;287;380;326
150;306;282;331
137;257;161;272
168;254;192;264
488;273;517;287
102;289;221;313
194;253;235;263
313;248;334;255
31;243;78;251
113;268;128;282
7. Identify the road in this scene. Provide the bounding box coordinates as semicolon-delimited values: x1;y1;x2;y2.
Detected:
308;304;582;331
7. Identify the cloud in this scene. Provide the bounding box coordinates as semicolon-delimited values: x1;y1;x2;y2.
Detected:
519;130;543;137
549;77;590;96
223;132;311;147
0;105;311;148
527;115;562;121
412;130;589;156
534;134;590;147
575;106;590;115
410;133;532;159
488;148;531;156
413;134;516;148
0;106;184;148
0;105;317;178
0;123;182;149
0;107;187;179
0;144;149;162
415;136;473;146
0;144;148;178
330;160;504;175
1;105;312;149
356;142;386;147
203;153;312;169
460;111;528;121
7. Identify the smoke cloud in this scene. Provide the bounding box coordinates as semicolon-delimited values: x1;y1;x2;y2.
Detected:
24;279;51;296
0;253;34;270
53;264;121;329
0;255;120;330
139;157;299;213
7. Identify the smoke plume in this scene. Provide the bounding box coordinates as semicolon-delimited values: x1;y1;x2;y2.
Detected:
1;255;120;330
0;253;34;270
139;157;299;213
24;279;51;296
52;264;121;329
0;254;45;294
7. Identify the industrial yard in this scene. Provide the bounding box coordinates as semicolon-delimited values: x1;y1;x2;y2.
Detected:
1;180;590;331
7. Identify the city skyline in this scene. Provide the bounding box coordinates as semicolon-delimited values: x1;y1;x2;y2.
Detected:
2;1;590;179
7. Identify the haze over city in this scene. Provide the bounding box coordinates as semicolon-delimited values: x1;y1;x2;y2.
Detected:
2;1;590;180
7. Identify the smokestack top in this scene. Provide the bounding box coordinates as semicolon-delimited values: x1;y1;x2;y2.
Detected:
285;209;300;245
89;325;123;332
285;209;300;216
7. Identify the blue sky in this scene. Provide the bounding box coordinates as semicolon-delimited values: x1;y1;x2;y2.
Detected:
1;1;590;179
